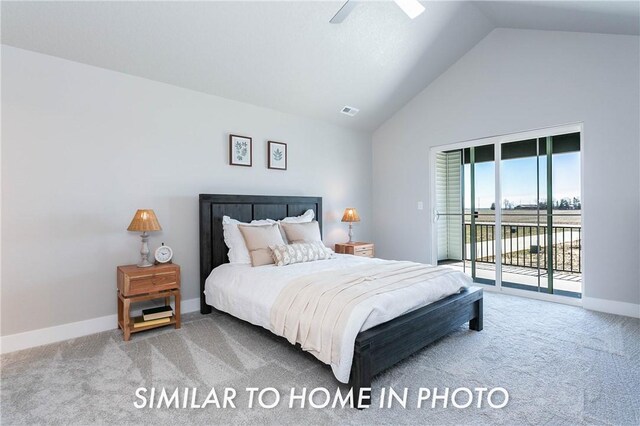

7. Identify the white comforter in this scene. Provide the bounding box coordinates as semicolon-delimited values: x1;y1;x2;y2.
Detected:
204;254;471;383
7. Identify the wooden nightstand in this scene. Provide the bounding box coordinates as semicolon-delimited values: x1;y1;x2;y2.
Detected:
334;242;375;258
117;263;181;341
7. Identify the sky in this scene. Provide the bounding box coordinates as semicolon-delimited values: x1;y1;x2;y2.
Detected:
464;152;581;208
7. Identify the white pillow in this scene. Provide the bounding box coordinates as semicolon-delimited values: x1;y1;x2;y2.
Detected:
222;216;274;264
222;210;314;263
278;209;315;242
280;209;314;224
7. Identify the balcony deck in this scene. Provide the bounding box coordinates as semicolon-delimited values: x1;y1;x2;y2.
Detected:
441;259;582;296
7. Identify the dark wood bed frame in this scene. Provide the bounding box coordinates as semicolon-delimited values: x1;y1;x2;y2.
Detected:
199;194;483;406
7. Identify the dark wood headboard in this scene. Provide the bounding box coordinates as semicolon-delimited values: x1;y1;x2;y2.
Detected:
199;194;323;314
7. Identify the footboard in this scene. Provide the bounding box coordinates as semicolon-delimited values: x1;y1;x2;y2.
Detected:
350;287;483;407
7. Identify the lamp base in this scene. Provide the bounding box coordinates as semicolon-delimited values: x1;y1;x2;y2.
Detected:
137;231;153;268
348;223;354;243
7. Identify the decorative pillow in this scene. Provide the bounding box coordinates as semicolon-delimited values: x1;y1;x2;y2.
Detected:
270;242;334;267
280;221;322;243
222;216;275;264
238;224;286;266
277;209;314;242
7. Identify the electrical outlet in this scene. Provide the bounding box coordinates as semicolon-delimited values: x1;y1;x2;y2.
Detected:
417;201;424;210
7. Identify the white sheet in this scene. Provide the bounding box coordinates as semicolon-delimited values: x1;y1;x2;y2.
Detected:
204;254;471;383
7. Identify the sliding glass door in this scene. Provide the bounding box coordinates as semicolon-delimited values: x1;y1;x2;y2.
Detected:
434;127;582;298
500;134;581;297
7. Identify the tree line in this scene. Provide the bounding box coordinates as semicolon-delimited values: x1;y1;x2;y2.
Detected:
491;197;581;210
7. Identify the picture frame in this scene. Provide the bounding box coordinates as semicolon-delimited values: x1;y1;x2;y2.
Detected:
268;141;287;170
229;134;252;167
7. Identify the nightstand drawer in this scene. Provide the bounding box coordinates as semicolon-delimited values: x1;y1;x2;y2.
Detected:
128;271;178;295
335;242;374;258
354;247;374;257
118;265;180;296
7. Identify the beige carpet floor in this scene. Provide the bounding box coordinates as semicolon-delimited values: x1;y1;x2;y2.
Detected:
1;292;639;425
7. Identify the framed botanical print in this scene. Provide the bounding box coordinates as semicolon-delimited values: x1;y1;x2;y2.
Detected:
229;134;252;167
268;141;287;170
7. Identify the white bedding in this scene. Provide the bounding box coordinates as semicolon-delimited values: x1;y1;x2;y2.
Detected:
204;254;471;383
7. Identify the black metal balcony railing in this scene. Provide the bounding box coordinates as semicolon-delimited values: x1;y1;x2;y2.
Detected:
464;223;582;273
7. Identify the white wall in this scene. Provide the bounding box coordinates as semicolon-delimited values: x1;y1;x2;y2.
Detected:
372;29;640;307
1;46;372;336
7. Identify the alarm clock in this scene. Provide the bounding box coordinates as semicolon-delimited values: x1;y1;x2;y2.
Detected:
154;243;173;264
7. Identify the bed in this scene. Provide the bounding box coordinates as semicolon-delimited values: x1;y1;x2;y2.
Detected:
199;194;483;405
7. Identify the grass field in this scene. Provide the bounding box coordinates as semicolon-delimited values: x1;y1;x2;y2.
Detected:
471;208;581;225
442;208;582;272
460;209;581;244
477;240;581;273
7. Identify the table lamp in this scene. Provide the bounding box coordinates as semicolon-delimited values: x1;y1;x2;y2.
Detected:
341;207;360;243
127;209;162;267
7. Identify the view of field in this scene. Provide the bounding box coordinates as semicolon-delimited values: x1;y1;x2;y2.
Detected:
462;209;581;243
438;145;582;280
457;209;582;273
477;240;581;273
467;208;582;225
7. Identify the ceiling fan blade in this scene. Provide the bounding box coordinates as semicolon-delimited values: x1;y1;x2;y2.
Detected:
330;0;358;24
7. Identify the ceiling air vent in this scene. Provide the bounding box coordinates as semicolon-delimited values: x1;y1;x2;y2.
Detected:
341;106;359;117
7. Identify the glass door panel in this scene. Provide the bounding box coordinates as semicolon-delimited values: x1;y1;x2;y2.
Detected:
500;133;582;297
549;133;582;297
501;138;543;292
463;144;496;284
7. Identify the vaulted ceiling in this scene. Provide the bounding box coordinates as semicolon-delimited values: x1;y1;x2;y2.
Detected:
2;1;638;132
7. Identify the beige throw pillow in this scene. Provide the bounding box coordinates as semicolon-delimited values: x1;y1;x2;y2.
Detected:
277;209;315;242
280;221;322;243
222;216;275;264
270;242;333;267
238;224;285;266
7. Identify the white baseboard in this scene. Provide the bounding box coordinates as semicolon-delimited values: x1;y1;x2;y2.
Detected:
0;297;201;355
479;284;583;307
582;297;640;318
478;284;638;318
